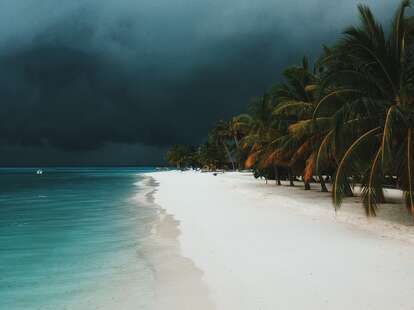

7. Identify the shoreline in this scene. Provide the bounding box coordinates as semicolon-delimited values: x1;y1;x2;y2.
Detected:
138;176;214;310
147;170;414;310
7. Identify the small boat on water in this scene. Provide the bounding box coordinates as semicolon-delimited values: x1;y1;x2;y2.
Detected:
36;169;43;175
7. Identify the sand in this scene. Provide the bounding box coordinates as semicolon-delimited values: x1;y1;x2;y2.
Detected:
146;170;414;310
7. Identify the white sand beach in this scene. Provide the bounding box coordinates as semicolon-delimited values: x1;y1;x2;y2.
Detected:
147;171;414;310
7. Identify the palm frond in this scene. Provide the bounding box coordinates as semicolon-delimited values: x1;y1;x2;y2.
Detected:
245;153;257;169
362;149;383;216
288;118;331;140
273;101;314;117
315;129;335;175
304;152;316;183
313;89;363;118
333;127;381;208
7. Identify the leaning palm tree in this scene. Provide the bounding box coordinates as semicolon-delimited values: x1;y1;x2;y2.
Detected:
239;93;285;182
269;57;333;191
316;0;414;215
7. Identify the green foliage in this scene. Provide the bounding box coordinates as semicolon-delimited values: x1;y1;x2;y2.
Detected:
197;140;227;170
165;145;196;169
164;0;414;217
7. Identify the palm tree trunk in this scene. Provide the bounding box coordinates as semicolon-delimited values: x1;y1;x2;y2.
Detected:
288;168;295;186
344;180;354;197
407;128;414;213
319;175;328;192
304;178;311;190
223;143;235;171
233;136;241;150
274;166;281;185
233;135;242;170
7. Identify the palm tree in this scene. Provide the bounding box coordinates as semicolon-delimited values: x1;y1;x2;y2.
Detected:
210;121;237;170
166;145;195;169
164;0;414;219
239;93;279;176
316;0;414;215
269;57;332;191
228;115;252;169
197;139;226;170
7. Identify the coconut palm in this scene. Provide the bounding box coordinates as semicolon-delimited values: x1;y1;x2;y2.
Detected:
209;121;237;170
165;145;195;169
316;0;414;214
228;115;253;169
164;0;414;218
240;94;278;169
268;57;332;191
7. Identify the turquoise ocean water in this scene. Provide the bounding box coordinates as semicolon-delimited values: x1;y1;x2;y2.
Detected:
0;167;159;309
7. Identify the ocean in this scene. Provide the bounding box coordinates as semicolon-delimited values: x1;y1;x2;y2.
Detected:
0;167;159;309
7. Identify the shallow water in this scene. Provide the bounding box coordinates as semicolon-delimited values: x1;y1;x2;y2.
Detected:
0;167;158;309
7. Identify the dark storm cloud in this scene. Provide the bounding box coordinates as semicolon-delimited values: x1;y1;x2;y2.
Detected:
0;0;397;163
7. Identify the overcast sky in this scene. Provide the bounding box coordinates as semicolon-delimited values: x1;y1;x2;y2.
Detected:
0;0;397;165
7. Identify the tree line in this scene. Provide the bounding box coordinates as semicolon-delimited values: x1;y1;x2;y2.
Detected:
166;0;414;216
